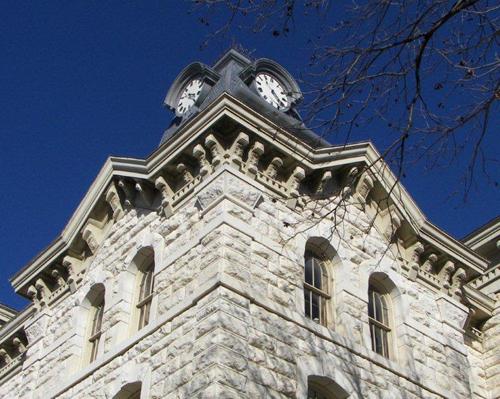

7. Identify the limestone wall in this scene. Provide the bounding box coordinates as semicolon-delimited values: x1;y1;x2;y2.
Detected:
0;168;494;398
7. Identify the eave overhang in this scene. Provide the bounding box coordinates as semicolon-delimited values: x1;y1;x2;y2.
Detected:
10;93;488;295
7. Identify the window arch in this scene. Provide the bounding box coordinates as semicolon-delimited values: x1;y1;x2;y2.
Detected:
368;274;394;358
112;382;141;399
307;376;349;399
132;247;155;331
83;284;105;364
303;238;336;326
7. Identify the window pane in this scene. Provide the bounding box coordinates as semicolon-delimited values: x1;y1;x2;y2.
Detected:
311;292;320;322
305;255;313;285
368;289;375;319
92;302;104;335
313;258;322;289
304;289;311;319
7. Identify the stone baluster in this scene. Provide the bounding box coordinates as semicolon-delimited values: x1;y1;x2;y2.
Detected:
176;163;193;186
105;182;124;221
265;157;283;180
408;241;425;281
246;142;265;174
117;179;135;209
51;268;65;288
438;260;455;292
12;338;26;355
316;170;332;195
451;267;467;298
420;253;438;274
205;134;224;167
0;349;12;365
193;144;211;176
229;132;249;165
155;176;174;217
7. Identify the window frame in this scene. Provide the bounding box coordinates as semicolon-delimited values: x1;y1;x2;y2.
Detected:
303;249;331;326
137;265;154;330
368;284;392;358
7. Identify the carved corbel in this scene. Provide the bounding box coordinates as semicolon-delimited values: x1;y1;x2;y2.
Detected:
176;163;193;186
82;219;103;255
135;181;154;208
354;173;374;208
205;134;224;167
408;241;425;281
12;338;26;354
26;285;40;308
62;254;85;292
155;176;174;217
117;179;135;209
451;267;467;298
105;182;124;221
287;166;306;198
34;278;50;307
342;166;359;197
265;157;283;180
0;349;12;365
316;170;333;195
51;268;66;288
246;142;265;174
229;132;249;165
420;253;438;274
384;213;402;241
438;260;455;292
193;144;211;176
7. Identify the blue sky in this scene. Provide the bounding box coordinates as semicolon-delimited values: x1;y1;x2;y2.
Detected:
1;1;498;310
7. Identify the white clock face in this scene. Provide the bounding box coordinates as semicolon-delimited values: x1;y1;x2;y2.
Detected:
177;79;203;115
255;73;289;110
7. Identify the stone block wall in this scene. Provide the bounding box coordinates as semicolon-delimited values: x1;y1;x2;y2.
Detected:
0;169;494;398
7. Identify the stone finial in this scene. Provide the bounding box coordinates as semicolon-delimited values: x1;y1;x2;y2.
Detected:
51;268;65;288
193;144;211;176
246;142;265;174
12;338;26;354
287;166;306;198
408;241;425;281
82;220;102;255
316;170;332;195
438;260;455;292
205;134;223;166
265;157;283;180
155;176;174;216
229;132;250;164
105;182;124;221
451;267;467;298
176;163;193;186
0;349;12;365
117;179;134;209
420;253;438;274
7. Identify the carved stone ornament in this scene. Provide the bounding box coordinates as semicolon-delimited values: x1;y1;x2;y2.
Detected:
51;269;65;288
82;221;102;254
176;163;193;186
117;178;134;208
12;338;26;354
155;176;174;216
246;142;265;174
408;241;425;280
438;260;455;291
265;157;283;180
342;166;359;197
451;267;467;298
0;349;12;364
356;173;374;205
420;253;438;274
316;170;332;195
287;166;306;198
105;182;124;221
205;133;224;166
193;144;211;176
229;132;250;164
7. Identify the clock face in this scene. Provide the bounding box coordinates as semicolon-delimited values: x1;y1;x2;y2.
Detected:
255;73;289;110
177;79;203;115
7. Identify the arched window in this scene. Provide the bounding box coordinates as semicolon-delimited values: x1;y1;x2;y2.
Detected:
84;284;105;364
308;383;330;399
304;249;330;326
134;248;155;331
368;283;392;358
113;382;141;399
307;376;349;399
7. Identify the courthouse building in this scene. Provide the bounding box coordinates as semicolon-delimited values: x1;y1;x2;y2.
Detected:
0;50;498;398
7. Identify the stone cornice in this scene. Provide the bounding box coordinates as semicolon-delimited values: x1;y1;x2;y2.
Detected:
9;93;488;301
